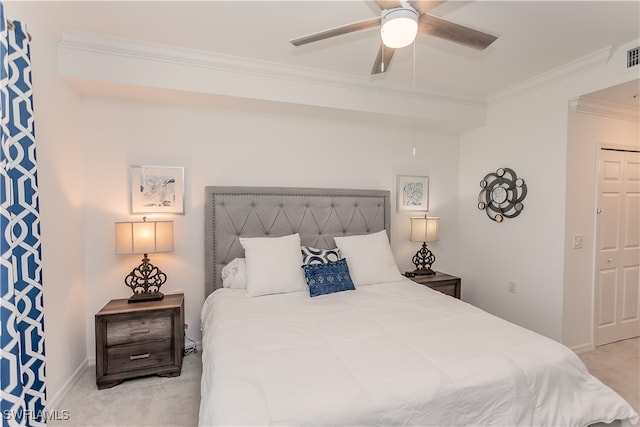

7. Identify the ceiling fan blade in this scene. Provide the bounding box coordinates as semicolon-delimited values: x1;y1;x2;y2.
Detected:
371;43;396;74
408;1;446;15
418;14;497;50
375;0;402;10
290;17;381;46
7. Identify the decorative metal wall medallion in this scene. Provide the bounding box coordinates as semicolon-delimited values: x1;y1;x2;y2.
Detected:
478;168;527;222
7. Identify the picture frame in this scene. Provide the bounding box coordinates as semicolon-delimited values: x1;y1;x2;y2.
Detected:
130;165;185;215
396;175;429;212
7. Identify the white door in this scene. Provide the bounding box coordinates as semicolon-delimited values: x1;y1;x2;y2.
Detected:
594;149;640;346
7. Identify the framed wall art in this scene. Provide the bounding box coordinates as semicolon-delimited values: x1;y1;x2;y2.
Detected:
130;165;185;214
397;175;429;212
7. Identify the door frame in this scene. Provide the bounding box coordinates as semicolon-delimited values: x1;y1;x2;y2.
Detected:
591;143;640;347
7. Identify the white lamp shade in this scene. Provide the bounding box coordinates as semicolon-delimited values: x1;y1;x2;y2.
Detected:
115;220;174;254
410;217;439;242
381;7;419;49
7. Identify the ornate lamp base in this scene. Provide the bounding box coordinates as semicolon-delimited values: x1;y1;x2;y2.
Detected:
413;267;435;276
125;254;167;304
128;291;164;304
412;242;436;276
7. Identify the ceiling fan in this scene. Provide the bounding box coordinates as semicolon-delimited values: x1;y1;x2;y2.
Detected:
290;1;497;74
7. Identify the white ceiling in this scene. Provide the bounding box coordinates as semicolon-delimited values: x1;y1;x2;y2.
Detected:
20;1;640;102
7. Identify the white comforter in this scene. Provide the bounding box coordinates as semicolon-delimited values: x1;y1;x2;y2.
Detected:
199;279;638;426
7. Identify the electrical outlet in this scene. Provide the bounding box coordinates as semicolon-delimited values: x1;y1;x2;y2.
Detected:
508;281;517;294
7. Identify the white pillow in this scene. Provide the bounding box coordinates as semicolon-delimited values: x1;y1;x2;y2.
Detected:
221;258;247;289
334;230;402;287
239;233;308;297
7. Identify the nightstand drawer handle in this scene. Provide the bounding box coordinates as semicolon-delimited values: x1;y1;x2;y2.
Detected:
130;328;151;335
129;353;150;361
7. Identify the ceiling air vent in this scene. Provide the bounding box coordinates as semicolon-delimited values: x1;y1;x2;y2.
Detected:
628;46;639;68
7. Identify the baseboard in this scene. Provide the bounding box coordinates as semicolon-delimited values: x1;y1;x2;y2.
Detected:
571;342;595;354
47;358;88;411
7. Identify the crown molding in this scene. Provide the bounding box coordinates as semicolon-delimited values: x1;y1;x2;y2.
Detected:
488;46;613;106
569;96;639;122
58;30;484;108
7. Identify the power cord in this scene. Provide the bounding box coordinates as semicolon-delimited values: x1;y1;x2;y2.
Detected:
184;331;198;356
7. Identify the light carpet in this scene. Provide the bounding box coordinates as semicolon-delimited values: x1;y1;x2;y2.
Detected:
50;353;201;426
579;337;639;416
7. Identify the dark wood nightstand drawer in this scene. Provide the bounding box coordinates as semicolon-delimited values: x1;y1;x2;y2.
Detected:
107;315;172;346
429;282;458;298
106;340;173;373
407;272;461;299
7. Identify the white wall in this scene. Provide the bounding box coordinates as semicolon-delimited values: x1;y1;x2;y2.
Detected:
79;94;461;359
4;1;87;407
459;87;569;340
459;39;639;343
563;110;639;351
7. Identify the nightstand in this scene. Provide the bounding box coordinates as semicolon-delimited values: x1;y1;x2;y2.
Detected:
407;271;461;299
95;293;184;389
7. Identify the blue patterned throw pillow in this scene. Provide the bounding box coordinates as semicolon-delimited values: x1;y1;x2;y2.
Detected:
302;258;356;297
301;246;341;265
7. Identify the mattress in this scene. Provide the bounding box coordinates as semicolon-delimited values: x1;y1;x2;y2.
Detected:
199;279;638;426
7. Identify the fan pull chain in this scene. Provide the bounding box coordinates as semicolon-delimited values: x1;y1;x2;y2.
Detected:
411;41;416;157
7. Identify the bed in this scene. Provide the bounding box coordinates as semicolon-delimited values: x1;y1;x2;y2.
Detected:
199;186;638;426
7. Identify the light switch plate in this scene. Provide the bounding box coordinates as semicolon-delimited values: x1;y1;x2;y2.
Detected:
573;235;584;249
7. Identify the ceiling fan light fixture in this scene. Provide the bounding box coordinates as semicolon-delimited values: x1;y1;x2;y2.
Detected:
381;7;419;49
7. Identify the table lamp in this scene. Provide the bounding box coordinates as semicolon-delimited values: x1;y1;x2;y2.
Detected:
115;217;174;303
410;216;439;275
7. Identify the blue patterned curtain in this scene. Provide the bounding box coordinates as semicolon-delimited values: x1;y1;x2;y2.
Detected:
0;2;47;426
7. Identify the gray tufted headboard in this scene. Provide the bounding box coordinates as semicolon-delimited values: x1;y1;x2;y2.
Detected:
204;186;391;297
